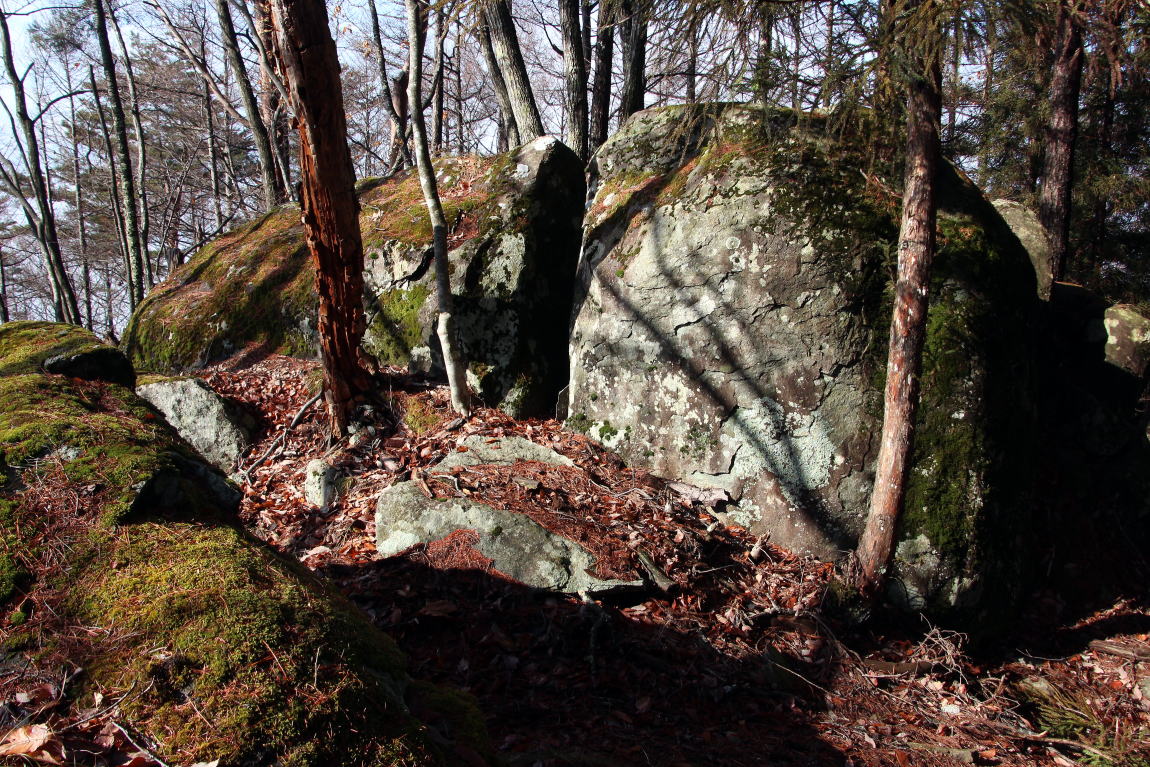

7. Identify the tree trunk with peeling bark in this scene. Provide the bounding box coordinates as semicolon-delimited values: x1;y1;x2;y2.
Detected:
856;0;943;597
268;0;372;437
406;0;471;417
1038;1;1083;283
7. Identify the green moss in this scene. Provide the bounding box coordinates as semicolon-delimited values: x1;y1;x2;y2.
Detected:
566;413;592;434
0;328;491;764
402;396;441;436
7;608;26;625
0;321;113;377
365;283;431;366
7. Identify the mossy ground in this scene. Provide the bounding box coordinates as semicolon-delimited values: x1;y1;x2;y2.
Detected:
0;323;491;765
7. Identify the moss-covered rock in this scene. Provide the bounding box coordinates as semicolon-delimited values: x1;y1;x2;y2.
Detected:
569;103;1042;619
0;320;134;387
125;138;585;419
0;323;491;765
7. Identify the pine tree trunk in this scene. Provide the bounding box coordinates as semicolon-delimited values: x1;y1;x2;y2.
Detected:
483;0;545;140
268;0;372;437
560;0;589;160
407;0;471;417
589;0;614;151
478;17;521;148
1037;2;1083;284
856;1;943;597
218;0;283;210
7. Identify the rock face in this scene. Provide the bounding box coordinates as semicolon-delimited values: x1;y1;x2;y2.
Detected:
0;322;491;766
136;377;254;472
993;199;1053;300
124;137;585;418
0;321;134;387
568;104;1041;612
1103;304;1150;382
362;136;585;417
376;437;640;594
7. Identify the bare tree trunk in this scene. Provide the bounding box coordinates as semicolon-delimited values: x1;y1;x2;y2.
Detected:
0;248;9;324
269;0;373;437
94;0;147;309
245;0;294;196
483;0;545;140
856;0;943;597
560;0;589;159
109;3;152;288
202;48;225;231
89;65;133;293
0;12;80;324
68;84;94;330
368;0;412;171
685;15;698;103
431;6;447;153
618;0;646;120
1038;2;1083;283
218;0;283;209
478;16;521;148
589;0;614;152
406;0;471;417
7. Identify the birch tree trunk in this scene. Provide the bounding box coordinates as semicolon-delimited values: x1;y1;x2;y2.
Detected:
406;0;471;417
1037;1;1083;283
856;0;943;597
268;0;372;436
483;0;545;140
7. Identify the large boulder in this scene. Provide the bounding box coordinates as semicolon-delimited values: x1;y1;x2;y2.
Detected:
136;376;255;472
124;137;585;418
1103;303;1150;383
568;104;1042;614
0;323;491;765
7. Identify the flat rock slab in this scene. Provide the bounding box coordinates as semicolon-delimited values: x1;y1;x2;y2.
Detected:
137;377;253;472
377;436;638;595
435;434;575;471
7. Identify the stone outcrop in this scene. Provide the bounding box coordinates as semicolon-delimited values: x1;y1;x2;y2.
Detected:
123;137;584;418
568;104;1042;612
136;377;255;472
0;323;492;766
376;436;641;594
993;199;1053;300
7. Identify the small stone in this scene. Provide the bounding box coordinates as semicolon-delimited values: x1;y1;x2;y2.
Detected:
303;459;340;509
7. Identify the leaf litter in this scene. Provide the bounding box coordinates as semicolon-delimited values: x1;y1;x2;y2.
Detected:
2;353;1147;766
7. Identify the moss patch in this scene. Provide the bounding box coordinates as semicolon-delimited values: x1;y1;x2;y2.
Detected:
0;323;492;765
0;321;114;377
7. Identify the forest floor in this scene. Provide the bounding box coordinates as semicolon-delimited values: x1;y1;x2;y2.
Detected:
5;353;1150;767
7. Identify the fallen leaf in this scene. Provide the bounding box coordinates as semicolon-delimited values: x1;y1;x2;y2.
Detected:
0;724;53;756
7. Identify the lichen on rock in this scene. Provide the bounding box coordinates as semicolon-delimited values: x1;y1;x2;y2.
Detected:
568;103;1042;617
